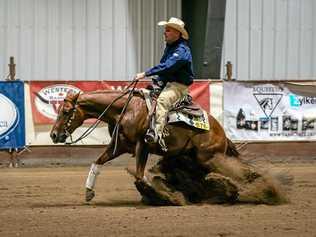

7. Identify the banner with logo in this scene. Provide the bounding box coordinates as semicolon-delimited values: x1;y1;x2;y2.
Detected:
224;81;316;141
29;80;210;124
0;81;25;149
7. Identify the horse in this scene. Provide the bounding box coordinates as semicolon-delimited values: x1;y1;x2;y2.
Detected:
50;88;239;202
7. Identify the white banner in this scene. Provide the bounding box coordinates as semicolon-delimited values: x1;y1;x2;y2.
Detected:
224;81;316;141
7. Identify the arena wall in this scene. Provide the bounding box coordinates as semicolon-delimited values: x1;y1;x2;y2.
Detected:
221;0;316;80
0;0;181;82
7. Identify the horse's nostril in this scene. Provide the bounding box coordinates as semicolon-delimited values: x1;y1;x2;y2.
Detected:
50;131;57;141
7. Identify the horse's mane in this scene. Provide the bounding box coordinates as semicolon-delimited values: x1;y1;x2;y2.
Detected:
84;89;124;95
75;89;144;108
82;89;144;99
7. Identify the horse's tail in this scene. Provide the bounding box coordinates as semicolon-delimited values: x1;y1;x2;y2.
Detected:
226;138;240;157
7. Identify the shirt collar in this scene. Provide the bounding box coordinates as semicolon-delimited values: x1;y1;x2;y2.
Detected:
166;38;186;47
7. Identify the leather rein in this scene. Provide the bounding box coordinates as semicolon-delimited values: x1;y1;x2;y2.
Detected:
64;79;139;155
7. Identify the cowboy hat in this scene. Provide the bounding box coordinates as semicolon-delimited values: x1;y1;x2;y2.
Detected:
158;17;189;40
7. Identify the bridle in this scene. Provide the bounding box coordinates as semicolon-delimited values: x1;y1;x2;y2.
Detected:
60;97;79;143
61;79;140;152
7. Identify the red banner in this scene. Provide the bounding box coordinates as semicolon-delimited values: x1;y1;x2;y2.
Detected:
29;80;210;124
189;81;210;112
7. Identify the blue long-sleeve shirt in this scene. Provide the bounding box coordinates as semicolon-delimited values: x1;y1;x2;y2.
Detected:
145;38;194;86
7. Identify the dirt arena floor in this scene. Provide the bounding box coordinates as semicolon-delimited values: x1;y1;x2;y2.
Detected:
0;156;315;237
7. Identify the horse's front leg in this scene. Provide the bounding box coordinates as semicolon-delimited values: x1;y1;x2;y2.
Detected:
85;144;125;202
135;139;149;180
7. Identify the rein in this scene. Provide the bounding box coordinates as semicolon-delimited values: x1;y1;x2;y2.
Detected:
65;79;139;146
111;80;139;155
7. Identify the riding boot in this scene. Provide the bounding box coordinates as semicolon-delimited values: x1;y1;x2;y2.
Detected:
144;110;158;144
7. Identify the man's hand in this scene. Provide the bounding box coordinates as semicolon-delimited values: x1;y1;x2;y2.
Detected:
135;72;146;80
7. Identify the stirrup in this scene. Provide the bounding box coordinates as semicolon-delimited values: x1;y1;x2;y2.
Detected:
144;129;157;144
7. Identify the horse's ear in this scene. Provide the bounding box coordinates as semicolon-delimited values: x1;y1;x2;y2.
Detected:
65;91;74;99
64;91;80;105
72;92;80;104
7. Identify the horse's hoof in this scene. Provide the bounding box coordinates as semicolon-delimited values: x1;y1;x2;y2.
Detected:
85;188;95;202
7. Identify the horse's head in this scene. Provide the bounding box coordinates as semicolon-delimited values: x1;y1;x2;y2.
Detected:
50;92;84;143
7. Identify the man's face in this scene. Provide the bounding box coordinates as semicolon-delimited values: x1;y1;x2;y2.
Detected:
164;26;181;44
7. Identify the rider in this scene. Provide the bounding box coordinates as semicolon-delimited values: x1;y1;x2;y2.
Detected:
135;17;194;152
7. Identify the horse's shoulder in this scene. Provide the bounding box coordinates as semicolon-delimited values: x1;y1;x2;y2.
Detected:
132;93;147;105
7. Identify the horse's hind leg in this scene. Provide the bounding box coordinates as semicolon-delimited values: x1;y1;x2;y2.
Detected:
191;128;227;172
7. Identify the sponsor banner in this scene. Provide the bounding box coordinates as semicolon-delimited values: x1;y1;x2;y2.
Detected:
30;81;209;124
224;81;316;141
189;81;210;112
0;81;25;149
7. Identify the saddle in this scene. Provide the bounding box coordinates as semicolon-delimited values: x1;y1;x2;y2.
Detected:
138;88;210;131
170;94;204;117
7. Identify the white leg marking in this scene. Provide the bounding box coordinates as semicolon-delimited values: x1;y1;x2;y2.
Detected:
85;163;101;190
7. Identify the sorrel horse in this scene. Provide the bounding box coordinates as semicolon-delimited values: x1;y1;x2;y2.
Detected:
50;89;239;201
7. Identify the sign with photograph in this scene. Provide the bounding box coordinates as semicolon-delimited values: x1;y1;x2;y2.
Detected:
224;81;316;141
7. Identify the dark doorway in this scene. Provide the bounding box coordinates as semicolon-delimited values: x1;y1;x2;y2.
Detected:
182;0;226;79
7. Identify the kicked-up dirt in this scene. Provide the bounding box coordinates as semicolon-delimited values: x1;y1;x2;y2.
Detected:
0;160;315;237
